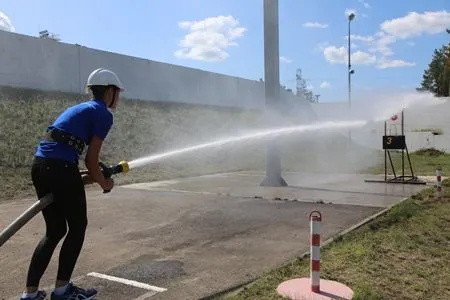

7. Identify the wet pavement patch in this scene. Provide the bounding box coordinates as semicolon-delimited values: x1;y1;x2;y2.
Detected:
107;255;187;286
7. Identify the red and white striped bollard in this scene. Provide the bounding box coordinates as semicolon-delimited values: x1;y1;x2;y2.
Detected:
276;210;354;299
310;210;321;293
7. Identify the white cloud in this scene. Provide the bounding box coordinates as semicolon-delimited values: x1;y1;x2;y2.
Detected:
367;11;450;57
323;46;346;64
358;0;371;9
345;34;375;43
376;58;416;69
302;22;328;29
323;46;376;65
174;15;246;62
320;81;331;89
340;11;450;63
280;56;292;63
370;32;396;56
352;51;377;64
329;10;448;70
0;10;14;32
380;10;450;39
323;45;414;69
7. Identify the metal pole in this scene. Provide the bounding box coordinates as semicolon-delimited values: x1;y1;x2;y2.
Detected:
260;0;287;187
402;110;405;179
384;121;387;182
347;17;352;143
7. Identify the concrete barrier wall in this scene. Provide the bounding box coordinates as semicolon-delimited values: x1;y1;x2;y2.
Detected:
0;30;308;111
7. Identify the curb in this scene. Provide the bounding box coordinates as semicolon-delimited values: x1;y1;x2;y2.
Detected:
201;193;418;300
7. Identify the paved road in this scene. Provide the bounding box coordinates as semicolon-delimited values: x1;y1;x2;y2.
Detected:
0;172;426;300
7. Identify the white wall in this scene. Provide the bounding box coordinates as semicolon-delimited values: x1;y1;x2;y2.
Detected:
0;30;310;112
311;98;450;152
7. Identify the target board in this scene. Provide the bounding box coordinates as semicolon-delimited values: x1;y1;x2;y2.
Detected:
365;110;426;185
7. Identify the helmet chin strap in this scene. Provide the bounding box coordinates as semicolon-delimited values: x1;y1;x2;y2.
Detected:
108;88;118;108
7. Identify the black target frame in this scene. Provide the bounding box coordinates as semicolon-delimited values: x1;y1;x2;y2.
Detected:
365;110;426;185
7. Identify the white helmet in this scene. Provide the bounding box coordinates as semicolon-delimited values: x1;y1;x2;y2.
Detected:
86;68;124;91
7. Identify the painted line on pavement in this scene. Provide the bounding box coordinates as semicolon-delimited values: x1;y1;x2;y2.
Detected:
132;291;159;300
87;272;167;293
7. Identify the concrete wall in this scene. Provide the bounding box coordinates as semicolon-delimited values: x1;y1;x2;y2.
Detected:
0;30;309;112
7;29;448;151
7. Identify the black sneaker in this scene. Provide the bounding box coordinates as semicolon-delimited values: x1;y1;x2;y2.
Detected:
50;282;97;300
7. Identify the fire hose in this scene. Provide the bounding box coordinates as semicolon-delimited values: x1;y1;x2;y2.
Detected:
0;161;129;248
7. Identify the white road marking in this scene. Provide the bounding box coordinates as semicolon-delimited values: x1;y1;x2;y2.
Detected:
133;291;159;300
87;272;167;292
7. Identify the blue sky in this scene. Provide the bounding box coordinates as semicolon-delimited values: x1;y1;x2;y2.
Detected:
1;0;449;102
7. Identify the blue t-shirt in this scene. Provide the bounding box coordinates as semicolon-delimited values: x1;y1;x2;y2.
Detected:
35;98;113;163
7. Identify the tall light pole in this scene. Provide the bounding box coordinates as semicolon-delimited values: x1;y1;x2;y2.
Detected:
347;12;355;143
260;0;287;187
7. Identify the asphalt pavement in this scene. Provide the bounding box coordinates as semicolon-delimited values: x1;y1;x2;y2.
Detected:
0;171;426;300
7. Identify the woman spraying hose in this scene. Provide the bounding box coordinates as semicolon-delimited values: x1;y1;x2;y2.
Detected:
19;68;124;300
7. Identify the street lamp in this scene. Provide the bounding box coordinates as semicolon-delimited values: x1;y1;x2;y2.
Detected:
347;12;355;143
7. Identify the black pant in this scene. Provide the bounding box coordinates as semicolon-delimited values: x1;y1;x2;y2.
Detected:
26;157;87;287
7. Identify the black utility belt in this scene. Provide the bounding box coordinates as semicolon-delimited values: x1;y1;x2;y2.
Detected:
45;128;86;155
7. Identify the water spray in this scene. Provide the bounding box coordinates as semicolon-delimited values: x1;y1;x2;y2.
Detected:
127;120;368;169
0;97;440;248
0;120;367;248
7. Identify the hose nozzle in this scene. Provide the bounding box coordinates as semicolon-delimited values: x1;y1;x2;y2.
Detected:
99;160;129;194
118;160;130;173
100;160;129;179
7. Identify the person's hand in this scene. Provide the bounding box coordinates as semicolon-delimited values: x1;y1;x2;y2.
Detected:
100;178;114;192
81;174;94;185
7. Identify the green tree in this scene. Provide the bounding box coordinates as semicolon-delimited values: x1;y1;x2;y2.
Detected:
419;42;450;97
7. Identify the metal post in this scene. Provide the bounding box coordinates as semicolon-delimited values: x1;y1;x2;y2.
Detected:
347;13;355;144
384;121;387;182
260;0;287;187
348;19;351;119
402;110;405;179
